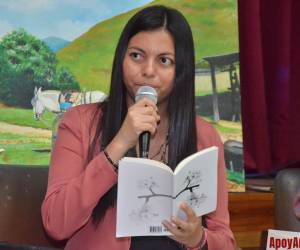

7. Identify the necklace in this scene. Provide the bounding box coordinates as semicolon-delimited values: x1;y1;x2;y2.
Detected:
150;134;169;164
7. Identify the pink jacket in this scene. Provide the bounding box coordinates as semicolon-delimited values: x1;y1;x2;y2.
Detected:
41;103;236;250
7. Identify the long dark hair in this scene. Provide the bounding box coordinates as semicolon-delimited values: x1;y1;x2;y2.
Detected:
89;5;197;226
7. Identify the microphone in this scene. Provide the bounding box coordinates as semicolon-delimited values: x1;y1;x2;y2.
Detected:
135;86;158;158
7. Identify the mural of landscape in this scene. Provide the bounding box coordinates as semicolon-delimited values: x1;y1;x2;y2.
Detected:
0;0;244;191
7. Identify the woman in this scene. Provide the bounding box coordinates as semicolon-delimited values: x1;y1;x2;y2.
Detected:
41;5;236;250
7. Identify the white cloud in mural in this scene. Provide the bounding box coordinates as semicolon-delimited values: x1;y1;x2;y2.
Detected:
55;19;92;41
0;0;125;16
0;19;14;38
0;0;152;40
63;0;111;16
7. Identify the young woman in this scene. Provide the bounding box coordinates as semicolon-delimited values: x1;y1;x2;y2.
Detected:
41;5;236;250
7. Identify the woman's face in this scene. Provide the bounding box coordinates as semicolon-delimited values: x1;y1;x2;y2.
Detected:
122;29;175;105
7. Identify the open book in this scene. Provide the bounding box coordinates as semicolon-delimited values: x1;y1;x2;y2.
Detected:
116;146;218;237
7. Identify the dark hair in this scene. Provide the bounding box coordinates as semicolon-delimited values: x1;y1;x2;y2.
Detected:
89;5;197;225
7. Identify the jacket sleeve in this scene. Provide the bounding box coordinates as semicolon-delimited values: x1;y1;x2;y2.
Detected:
204;130;236;250
41;106;118;240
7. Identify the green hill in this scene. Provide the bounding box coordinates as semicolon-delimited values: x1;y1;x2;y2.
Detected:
57;0;238;93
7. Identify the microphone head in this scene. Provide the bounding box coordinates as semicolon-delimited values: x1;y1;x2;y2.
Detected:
135;86;158;104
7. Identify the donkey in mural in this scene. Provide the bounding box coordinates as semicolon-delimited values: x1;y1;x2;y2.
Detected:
31;87;107;120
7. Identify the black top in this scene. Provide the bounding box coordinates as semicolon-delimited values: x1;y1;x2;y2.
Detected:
130;236;185;250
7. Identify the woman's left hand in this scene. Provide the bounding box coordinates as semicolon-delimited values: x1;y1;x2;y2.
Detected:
162;202;203;248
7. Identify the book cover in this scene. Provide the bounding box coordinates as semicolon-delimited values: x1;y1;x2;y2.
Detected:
116;146;218;237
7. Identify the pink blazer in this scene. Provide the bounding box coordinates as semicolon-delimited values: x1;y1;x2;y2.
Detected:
41;103;236;250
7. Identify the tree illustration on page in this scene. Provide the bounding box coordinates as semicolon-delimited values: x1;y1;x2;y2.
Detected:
129;177;162;223
129;170;206;223
177;170;207;208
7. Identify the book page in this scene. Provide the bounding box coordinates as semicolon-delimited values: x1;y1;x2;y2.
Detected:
172;147;218;218
116;157;173;237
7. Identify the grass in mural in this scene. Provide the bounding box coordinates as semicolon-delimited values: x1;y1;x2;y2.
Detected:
0;107;55;129
195;71;237;96
226;169;245;184
212;123;241;134
203;117;241;134
0;132;51;165
0;118;241;166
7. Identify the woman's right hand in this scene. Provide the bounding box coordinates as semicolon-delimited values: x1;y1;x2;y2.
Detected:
105;98;160;163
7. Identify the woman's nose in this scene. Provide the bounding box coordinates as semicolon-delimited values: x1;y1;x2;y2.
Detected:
142;59;156;78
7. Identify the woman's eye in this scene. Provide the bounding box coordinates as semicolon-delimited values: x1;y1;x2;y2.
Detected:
160;57;174;66
130;52;142;60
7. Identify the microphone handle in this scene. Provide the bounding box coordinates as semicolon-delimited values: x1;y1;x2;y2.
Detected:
139;131;150;158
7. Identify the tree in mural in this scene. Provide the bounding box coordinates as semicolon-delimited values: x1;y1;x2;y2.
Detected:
54;66;80;91
0;28;79;107
0;45;12;102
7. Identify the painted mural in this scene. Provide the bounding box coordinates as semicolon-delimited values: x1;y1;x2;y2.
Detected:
0;0;244;191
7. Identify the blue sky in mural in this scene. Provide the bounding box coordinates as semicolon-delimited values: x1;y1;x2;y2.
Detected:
0;0;152;41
